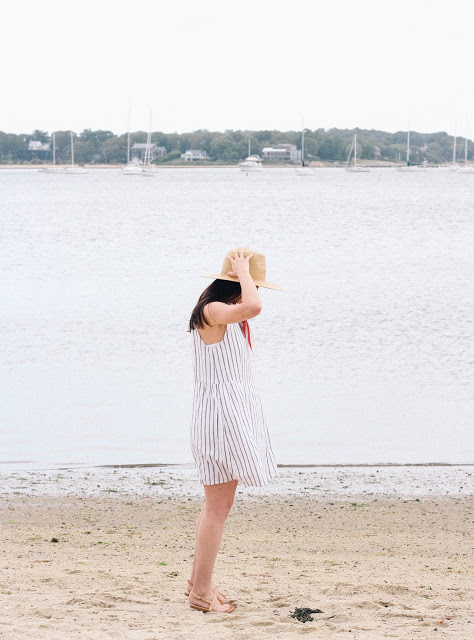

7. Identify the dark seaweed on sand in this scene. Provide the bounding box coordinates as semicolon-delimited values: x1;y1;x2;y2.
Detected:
289;606;323;623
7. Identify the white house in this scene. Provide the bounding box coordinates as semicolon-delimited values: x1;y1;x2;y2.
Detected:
182;149;208;161
261;143;298;162
28;140;51;152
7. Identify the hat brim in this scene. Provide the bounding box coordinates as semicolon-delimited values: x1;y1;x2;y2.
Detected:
201;273;282;291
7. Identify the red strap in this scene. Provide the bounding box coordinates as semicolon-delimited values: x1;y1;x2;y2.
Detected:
233;303;252;349
241;320;252;349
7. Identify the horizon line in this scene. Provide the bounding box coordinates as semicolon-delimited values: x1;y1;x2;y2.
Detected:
2;460;473;468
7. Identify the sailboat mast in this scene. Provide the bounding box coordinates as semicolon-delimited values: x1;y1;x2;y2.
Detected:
127;98;131;163
248;137;251;157
345;136;354;168
453;131;457;164
147;111;152;168
70;132;74;166
301;129;305;165
52;132;56;165
354;134;357;167
465;117;469;164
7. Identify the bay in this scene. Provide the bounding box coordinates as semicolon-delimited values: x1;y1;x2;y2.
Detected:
1;167;473;466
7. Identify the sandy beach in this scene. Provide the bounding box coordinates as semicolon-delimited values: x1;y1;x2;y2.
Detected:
1;466;472;639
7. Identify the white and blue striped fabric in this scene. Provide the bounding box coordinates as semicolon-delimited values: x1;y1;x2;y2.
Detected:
189;321;278;486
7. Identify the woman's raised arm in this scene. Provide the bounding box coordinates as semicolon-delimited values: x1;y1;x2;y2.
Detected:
205;249;262;325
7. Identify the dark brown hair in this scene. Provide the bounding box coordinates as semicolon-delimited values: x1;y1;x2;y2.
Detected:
189;280;242;331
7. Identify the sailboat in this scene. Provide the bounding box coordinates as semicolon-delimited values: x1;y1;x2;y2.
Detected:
122;155;142;174
448;130;459;171
122;99;143;175
239;138;263;171
296;127;313;176
396;130;426;172
142;111;159;177
345;134;369;172
458;134;474;173
39;132;64;173
65;132;88;174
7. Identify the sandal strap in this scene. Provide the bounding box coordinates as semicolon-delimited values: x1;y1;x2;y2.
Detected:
190;590;213;607
188;580;231;602
190;590;235;613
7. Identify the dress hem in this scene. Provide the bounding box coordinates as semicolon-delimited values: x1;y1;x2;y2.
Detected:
198;470;278;488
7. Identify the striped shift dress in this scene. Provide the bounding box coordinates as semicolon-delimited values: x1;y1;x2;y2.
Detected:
189;321;278;486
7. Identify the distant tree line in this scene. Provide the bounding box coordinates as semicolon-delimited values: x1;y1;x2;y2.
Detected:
0;127;470;165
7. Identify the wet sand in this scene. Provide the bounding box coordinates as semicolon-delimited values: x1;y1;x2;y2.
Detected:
1;486;472;639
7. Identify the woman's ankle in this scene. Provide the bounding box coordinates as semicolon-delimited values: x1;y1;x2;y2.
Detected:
190;583;213;599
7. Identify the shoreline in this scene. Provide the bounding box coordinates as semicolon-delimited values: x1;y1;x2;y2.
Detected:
1;463;472;500
2;460;472;467
0;162;455;170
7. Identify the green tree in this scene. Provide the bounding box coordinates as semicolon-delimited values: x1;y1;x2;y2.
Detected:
31;129;49;143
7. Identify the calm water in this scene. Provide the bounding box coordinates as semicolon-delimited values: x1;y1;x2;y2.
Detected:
1;167;473;467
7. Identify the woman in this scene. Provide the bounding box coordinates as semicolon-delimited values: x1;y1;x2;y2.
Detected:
186;247;281;613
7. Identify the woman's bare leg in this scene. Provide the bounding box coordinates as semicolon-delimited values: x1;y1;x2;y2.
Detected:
188;505;205;584
188;479;237;611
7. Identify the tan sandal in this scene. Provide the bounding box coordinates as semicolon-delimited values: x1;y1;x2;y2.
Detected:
189;590;236;613
185;579;234;604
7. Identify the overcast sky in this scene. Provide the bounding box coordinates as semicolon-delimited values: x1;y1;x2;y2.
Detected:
2;0;473;136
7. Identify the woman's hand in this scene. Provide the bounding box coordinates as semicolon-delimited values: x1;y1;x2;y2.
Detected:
227;248;254;279
207;248;261;325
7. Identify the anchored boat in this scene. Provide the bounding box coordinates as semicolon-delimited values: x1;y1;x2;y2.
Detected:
239;138;263;171
345;134;369;172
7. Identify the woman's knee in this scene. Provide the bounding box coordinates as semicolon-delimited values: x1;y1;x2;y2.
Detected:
204;500;233;520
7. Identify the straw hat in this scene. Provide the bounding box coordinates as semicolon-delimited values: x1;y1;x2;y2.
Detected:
202;247;282;291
